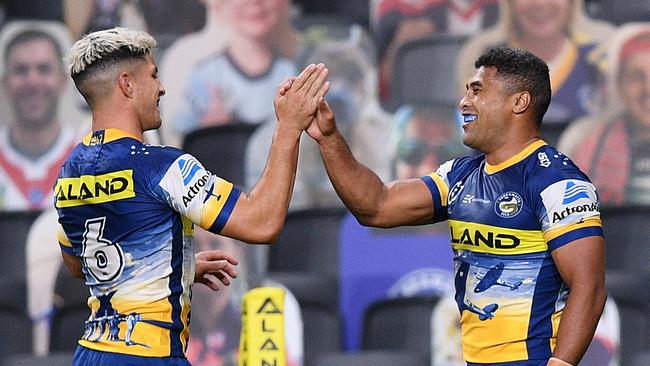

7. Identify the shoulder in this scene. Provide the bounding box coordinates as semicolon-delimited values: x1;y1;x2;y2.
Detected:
121;143;189;180
448;154;483;174
435;154;483;182
140;144;191;170
523;144;594;195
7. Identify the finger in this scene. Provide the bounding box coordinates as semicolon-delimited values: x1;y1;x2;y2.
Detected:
299;63;325;93
306;66;329;98
218;264;238;279
320;100;334;117
200;277;221;291
278;77;295;96
196;250;239;265
200;261;238;278
315;80;330;105
200;260;236;274
214;272;231;286
291;64;317;91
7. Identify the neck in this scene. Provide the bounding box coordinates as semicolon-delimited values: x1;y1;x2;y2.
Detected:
227;35;273;76
10;121;61;158
516;34;568;62
485;135;541;166
91;104;144;141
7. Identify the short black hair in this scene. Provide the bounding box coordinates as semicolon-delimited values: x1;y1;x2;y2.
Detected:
5;29;63;69
475;47;551;125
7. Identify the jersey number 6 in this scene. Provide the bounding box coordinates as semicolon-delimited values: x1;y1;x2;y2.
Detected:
82;217;125;282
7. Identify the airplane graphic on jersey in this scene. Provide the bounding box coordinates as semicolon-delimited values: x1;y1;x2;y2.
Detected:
462;299;499;321
474;263;523;293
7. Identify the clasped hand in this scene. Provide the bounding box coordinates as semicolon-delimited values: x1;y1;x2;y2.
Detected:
273;63;337;139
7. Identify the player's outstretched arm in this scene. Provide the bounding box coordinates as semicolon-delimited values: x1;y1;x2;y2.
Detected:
307;101;435;228
550;235;606;366
220;64;330;243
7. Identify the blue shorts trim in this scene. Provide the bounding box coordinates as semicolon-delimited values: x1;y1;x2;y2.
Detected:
73;346;191;366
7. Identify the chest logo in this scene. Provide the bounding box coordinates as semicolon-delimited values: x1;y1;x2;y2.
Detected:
538;152;551;167
494;191;523;218
448;181;465;204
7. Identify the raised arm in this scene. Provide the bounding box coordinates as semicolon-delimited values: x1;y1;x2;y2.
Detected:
306;101;436;228
220;64;330;243
549;235;607;366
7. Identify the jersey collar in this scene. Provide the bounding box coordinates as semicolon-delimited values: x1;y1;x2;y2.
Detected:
484;139;547;174
82;128;143;146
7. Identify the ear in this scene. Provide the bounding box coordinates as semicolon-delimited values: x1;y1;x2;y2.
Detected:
512;91;531;114
117;71;134;98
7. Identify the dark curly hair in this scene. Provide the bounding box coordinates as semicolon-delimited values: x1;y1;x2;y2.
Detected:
475;47;551;126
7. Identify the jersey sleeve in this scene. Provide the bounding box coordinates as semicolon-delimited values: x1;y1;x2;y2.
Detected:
538;178;603;251
157;153;241;234
420;159;454;222
57;222;75;256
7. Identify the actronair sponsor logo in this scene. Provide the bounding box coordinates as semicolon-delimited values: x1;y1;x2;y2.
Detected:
552;202;599;223
178;158;201;186
562;181;591;204
182;173;210;207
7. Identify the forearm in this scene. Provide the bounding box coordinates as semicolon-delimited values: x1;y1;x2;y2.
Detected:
552;282;607;365
236;126;301;242
318;130;387;225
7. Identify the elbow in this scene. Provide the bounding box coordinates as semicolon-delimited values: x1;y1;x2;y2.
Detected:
355;213;392;229
247;219;284;244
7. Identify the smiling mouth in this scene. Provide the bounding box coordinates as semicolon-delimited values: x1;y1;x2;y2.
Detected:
463;114;477;123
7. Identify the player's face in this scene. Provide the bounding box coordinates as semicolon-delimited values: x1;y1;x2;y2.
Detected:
619;50;650;127
225;0;288;41
3;38;65;129
510;0;571;40
133;54;165;132
459;66;512;153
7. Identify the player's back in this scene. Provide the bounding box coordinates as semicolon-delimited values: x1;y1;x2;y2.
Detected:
55;128;200;357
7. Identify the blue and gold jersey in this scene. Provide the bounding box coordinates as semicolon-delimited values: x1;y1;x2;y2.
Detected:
422;140;603;364
54;129;240;358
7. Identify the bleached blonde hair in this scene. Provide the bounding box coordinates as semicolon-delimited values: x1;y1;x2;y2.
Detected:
66;27;156;77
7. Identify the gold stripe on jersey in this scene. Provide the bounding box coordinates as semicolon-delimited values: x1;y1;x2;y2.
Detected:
427;173;449;206
551;310;562;350
461;299;531;363
449;220;547;255
182;216;194;236
82;128;143;146
81;296;178;357
200;179;235;229
179;291;191;352
79;321;172;357
485;140;547;174
55;170;135;208
543;217;602;242
57;223;72;247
